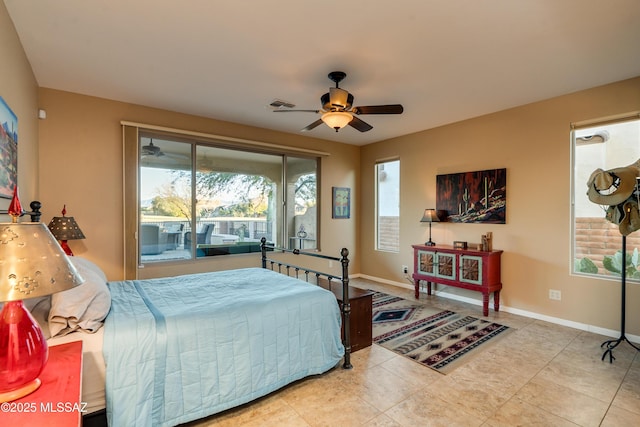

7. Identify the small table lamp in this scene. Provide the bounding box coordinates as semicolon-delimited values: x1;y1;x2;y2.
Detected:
47;205;85;256
0;192;83;402
420;209;441;246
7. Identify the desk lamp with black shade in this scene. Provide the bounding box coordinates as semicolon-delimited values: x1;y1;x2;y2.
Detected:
0;190;83;402
420;208;441;246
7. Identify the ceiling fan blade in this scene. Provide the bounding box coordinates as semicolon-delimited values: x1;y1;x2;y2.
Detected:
352;104;404;115
301;119;324;132
273;109;320;113
348;116;373;132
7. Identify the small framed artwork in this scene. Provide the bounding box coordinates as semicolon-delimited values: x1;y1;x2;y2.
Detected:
0;96;18;200
453;241;468;250
332;187;350;219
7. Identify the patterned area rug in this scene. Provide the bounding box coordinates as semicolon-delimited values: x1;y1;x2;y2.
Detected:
372;291;511;374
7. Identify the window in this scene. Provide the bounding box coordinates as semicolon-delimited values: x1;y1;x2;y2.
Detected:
287;156;318;250
572;117;640;280
140;138;192;261
135;132;318;264
376;159;400;252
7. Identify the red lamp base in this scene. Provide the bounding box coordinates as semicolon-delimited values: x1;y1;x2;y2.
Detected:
0;378;41;402
59;240;74;256
0;301;48;403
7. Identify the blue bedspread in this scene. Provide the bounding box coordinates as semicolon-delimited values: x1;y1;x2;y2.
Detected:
103;268;344;426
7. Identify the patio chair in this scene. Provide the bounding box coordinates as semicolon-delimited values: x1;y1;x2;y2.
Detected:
140;224;169;255
184;223;215;250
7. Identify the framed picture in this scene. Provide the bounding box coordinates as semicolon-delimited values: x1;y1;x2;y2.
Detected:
332;187;350;219
453;241;468;249
436;168;506;224
0;97;18;199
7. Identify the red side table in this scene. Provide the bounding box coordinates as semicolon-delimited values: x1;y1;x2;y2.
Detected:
0;340;83;427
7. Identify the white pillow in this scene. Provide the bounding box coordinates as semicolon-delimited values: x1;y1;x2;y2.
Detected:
48;256;111;337
69;256;108;282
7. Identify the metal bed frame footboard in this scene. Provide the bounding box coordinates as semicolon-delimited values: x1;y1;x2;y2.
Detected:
259;237;352;369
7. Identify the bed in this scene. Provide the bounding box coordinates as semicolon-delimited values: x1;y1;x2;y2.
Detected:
40;233;352;426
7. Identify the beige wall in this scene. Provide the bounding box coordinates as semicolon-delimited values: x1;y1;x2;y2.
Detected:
361;76;640;335
37;89;360;281
0;2;39;210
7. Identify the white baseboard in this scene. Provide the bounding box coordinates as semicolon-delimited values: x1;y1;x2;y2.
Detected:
354;273;640;345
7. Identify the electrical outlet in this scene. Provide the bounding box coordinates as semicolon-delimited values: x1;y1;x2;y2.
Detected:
549;289;561;301
402;265;409;274
329;260;333;268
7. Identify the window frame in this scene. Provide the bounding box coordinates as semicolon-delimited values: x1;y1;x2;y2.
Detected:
570;114;640;282
123;123;325;278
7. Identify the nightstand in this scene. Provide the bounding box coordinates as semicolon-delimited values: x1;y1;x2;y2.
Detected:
0;340;83;427
328;285;374;352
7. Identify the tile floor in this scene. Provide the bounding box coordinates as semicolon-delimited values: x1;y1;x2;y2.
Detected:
185;278;640;426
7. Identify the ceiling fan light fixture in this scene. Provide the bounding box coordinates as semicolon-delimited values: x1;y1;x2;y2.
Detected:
321;111;353;132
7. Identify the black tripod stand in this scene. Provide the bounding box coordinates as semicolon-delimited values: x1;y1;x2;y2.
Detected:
601;235;640;362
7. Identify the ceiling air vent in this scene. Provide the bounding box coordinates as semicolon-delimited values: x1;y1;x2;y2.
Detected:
269;99;295;109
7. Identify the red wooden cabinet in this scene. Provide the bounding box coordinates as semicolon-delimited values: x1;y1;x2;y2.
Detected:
412;245;503;316
0;341;83;427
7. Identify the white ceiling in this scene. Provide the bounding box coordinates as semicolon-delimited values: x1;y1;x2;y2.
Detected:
5;0;640;146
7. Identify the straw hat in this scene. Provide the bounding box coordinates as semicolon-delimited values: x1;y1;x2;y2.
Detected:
586;165;640;206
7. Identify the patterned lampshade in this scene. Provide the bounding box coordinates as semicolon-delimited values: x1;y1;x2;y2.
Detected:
47;205;85;241
0;222;83;302
47;215;86;241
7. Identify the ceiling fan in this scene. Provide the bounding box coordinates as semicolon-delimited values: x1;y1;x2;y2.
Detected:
273;71;404;133
141;139;190;165
142;140;164;157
